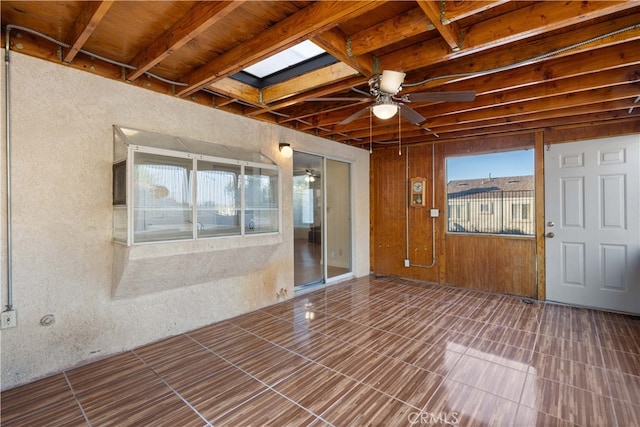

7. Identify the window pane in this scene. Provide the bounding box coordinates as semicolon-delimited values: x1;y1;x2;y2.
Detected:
293;175;314;226
245;167;278;234
197;161;241;237
133;152;193;243
446;150;534;235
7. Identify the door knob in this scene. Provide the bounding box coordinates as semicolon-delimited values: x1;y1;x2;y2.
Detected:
546;232;555;238
547;221;555;227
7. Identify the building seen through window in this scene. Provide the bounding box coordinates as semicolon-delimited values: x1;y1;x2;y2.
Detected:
446;150;534;236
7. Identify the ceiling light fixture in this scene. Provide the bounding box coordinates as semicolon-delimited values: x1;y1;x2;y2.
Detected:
372;103;399;120
279;142;293;158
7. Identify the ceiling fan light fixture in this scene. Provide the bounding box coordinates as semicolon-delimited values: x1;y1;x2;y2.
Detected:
372;103;399;120
379;70;406;94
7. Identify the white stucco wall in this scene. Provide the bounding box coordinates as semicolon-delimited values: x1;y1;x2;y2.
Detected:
0;50;370;390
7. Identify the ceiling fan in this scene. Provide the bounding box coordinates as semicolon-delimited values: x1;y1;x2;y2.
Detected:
307;70;476;126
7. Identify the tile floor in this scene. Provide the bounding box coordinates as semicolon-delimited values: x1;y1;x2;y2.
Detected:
2;276;639;426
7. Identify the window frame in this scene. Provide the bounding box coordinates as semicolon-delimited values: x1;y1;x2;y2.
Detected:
445;148;535;237
117;144;280;245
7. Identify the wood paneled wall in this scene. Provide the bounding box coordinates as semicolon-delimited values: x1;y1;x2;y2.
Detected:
445;234;536;297
371;143;441;283
370;124;640;299
371;133;538;297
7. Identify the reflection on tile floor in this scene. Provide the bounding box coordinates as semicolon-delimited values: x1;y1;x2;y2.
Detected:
3;276;640;426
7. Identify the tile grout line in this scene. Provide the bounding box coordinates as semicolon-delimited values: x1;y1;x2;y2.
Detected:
5;278;632;426
234;292;435;423
131;346;213;427
510;300;546;427
289;283;541;415
417;295;503;419
591;309;621;427
62;370;93;427
183;331;327;425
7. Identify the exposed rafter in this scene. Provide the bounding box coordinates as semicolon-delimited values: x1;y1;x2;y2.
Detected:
63;0;113;63
176;1;380;97
1;0;637;147
127;1;244;81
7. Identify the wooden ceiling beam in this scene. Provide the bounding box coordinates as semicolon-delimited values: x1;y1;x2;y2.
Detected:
127;1;244;81
331;88;640;142
261;62;360;104
413;102;640;141
426;84;640;128
176;1;380;97
347;7;434;57
312;28;374;76
402;100;640;138
347;1;510;57
351;92;640;143
416;0;461;52
298;103;371;129
542;116;640;144
247;75;365;117
381;1;638;73
414;65;640;119
324;40;640;129
464;39;640;95
440;0;510;22
400;11;640;97
298;41;640;133
207;78;261;106
315;63;639;131
276;93;366;123
63;0;113;63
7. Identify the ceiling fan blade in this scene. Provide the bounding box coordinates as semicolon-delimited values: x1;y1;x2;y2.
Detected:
399;105;426;125
306;97;371;102
405;91;476;102
339;106;370;125
351;86;371;97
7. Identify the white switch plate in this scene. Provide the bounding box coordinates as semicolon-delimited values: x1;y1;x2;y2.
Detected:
430;209;440;217
1;310;17;329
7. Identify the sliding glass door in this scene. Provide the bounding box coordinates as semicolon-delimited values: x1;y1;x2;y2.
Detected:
293;152;323;287
325;159;351;280
293;153;351;287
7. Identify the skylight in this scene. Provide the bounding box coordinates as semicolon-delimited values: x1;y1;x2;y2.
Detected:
243;40;326;78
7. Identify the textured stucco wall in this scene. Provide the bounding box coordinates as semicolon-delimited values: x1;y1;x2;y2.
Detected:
0;50;370;390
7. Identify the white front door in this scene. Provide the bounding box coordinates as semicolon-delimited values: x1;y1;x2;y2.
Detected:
544;135;640;314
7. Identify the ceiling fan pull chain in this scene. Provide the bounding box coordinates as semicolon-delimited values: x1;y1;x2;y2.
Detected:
398;110;402;156
369;108;373;154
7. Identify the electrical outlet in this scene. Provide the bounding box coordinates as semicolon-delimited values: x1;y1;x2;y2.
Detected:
1;310;17;329
404;259;410;267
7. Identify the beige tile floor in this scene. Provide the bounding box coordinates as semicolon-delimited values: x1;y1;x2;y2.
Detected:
2;276;639;426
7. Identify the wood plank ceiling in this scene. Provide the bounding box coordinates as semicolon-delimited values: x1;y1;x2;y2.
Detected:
2;1;639;150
